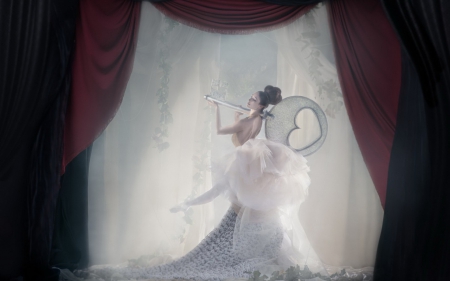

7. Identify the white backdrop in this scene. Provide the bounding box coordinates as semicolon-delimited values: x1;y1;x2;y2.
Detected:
87;2;383;269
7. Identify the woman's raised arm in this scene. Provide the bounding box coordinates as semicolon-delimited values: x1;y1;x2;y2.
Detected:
211;102;244;135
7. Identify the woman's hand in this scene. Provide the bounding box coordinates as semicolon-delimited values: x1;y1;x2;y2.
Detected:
170;202;190;213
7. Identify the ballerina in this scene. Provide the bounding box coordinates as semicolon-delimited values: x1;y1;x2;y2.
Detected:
84;86;324;281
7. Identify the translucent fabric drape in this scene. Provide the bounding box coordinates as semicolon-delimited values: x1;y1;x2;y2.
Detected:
88;3;221;264
88;3;382;271
273;4;383;268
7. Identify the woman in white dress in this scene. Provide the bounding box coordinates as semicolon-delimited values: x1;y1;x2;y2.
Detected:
100;86;322;280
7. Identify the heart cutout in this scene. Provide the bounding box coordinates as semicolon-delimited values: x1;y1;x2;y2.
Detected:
288;108;321;151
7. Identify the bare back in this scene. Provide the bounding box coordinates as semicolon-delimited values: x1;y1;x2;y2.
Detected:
232;115;262;146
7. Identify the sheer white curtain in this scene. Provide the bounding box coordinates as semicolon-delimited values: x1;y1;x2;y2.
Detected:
273;4;383;268
88;3;383;270
88;3;220;264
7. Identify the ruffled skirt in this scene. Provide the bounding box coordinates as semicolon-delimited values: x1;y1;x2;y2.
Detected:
219;138;311;211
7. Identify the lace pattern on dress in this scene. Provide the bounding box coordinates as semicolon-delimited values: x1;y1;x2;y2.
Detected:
83;208;283;281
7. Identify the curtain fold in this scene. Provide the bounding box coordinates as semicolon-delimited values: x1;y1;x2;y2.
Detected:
63;0;141;170
374;47;430;281
375;0;450;280
50;145;92;271
151;0;315;34
0;0;78;279
328;0;402;207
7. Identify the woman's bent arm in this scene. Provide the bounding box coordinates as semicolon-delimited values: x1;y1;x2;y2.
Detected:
186;185;225;206
215;105;243;135
170;184;226;213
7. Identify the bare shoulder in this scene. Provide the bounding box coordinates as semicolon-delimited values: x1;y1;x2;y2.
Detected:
251;116;263;130
253;116;263;125
242;116;261;125
235;116;260;131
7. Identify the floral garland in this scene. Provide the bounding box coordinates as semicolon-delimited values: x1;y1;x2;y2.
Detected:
152;17;179;151
247;265;373;281
181;107;213;226
246;265;323;281
296;4;344;118
180;80;226;230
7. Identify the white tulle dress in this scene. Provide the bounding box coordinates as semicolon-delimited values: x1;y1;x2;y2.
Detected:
78;138;326;281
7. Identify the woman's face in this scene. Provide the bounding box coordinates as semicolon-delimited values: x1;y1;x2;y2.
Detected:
247;92;264;111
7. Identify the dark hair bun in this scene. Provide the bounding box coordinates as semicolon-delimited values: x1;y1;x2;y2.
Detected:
264;85;282;105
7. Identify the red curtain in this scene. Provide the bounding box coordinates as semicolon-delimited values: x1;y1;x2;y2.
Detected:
63;0;141;169
152;0;314;34
328;0;401;207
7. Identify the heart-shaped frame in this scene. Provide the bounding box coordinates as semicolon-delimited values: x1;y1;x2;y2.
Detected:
265;96;328;156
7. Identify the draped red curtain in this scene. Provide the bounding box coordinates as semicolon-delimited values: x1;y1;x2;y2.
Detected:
152;0;314;34
63;0;141;169
328;0;401;207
